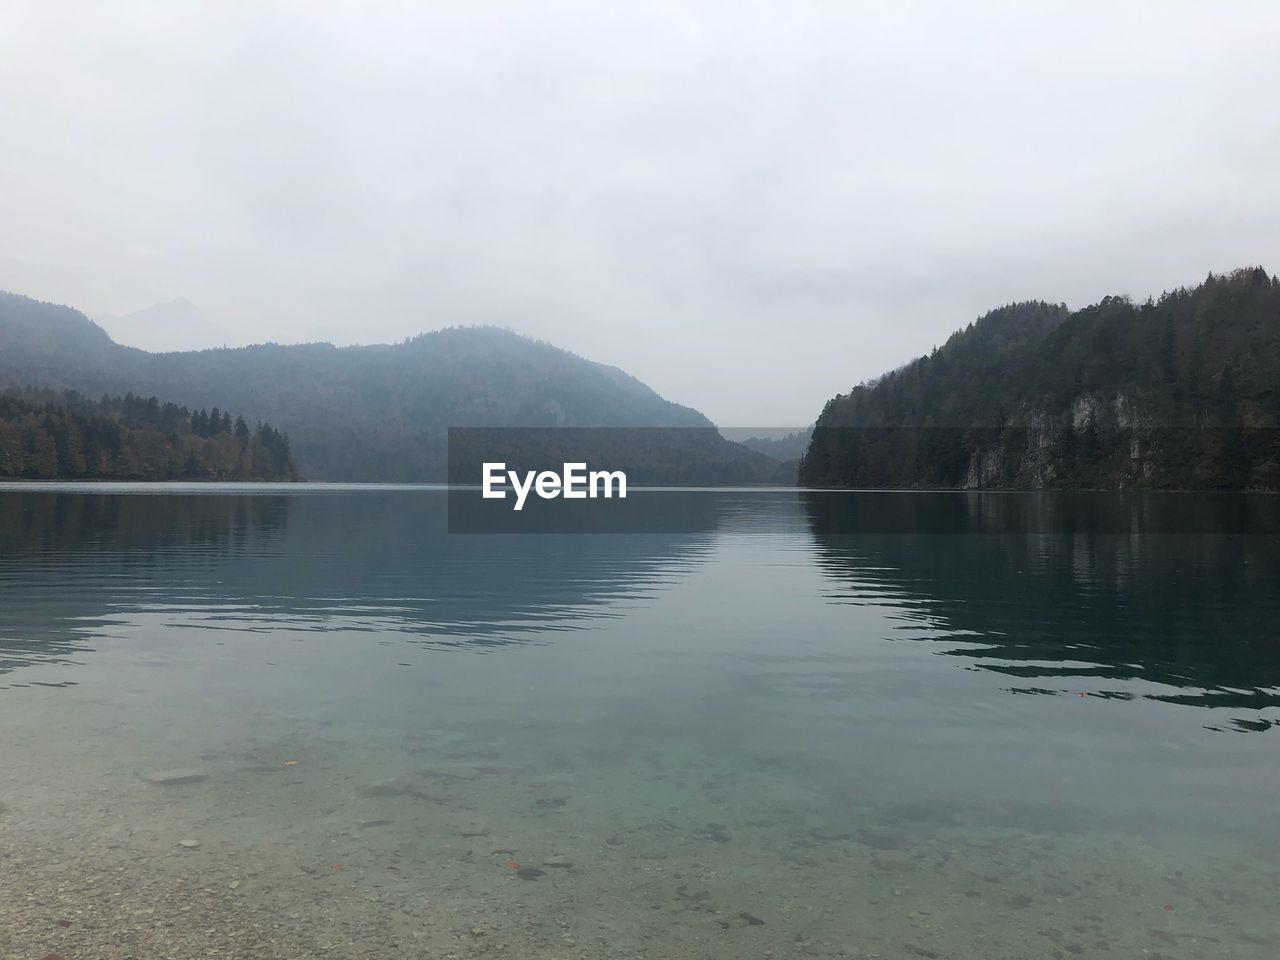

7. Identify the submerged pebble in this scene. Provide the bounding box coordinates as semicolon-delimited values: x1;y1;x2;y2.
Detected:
419;765;483;781
141;769;210;786
696;823;732;843
904;943;939;959
358;779;439;802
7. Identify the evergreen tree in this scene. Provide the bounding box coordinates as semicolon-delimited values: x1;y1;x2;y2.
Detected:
0;390;298;481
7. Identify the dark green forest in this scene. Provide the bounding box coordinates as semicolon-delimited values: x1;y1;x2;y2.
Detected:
801;267;1280;490
0;389;297;481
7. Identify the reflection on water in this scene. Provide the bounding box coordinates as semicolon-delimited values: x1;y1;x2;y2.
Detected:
6;488;1278;724
1;486;1278;959
801;491;1280;731
0;488;718;676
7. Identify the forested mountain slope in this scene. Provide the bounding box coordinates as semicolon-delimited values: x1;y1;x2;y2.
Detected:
0;292;775;482
801;268;1280;490
0;389;296;481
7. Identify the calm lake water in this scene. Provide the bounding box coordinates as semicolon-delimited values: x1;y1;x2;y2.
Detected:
1;485;1278;959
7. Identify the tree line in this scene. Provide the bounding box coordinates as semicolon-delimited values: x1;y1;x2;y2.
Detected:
801;267;1280;490
0;388;298;481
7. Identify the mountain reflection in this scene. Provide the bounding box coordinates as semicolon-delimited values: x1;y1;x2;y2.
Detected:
801;491;1280;731
7;488;1279;735
0;489;717;678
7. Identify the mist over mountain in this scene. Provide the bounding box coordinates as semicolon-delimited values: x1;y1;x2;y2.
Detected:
726;427;814;463
11;266;1280;491
96;298;232;353
801;267;1280;490
0;291;778;482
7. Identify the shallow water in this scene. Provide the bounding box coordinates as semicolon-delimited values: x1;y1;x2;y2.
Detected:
1;485;1278;959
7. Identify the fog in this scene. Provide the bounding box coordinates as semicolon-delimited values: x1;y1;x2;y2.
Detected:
2;2;1278;424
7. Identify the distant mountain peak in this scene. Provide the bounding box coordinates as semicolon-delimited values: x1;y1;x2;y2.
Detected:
95;298;231;353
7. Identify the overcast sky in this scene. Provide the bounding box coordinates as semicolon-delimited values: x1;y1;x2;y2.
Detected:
2;2;1278;424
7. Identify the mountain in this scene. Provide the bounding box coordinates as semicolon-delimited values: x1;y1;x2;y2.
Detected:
96;298;232;353
800;267;1280;490
0;291;122;366
725;427;814;462
0;291;777;483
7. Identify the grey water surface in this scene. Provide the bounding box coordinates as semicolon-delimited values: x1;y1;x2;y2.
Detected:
1;485;1277;959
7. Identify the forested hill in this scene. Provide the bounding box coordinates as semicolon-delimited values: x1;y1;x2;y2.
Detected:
0;389;297;481
801;267;1280;490
0;292;777;482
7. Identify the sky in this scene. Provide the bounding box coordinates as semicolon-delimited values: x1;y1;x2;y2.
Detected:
2;2;1278;425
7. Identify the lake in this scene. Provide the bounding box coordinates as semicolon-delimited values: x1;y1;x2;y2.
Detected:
1;485;1278;959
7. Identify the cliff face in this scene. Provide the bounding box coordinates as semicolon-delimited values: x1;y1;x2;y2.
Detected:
801;268;1280;490
944;392;1266;490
